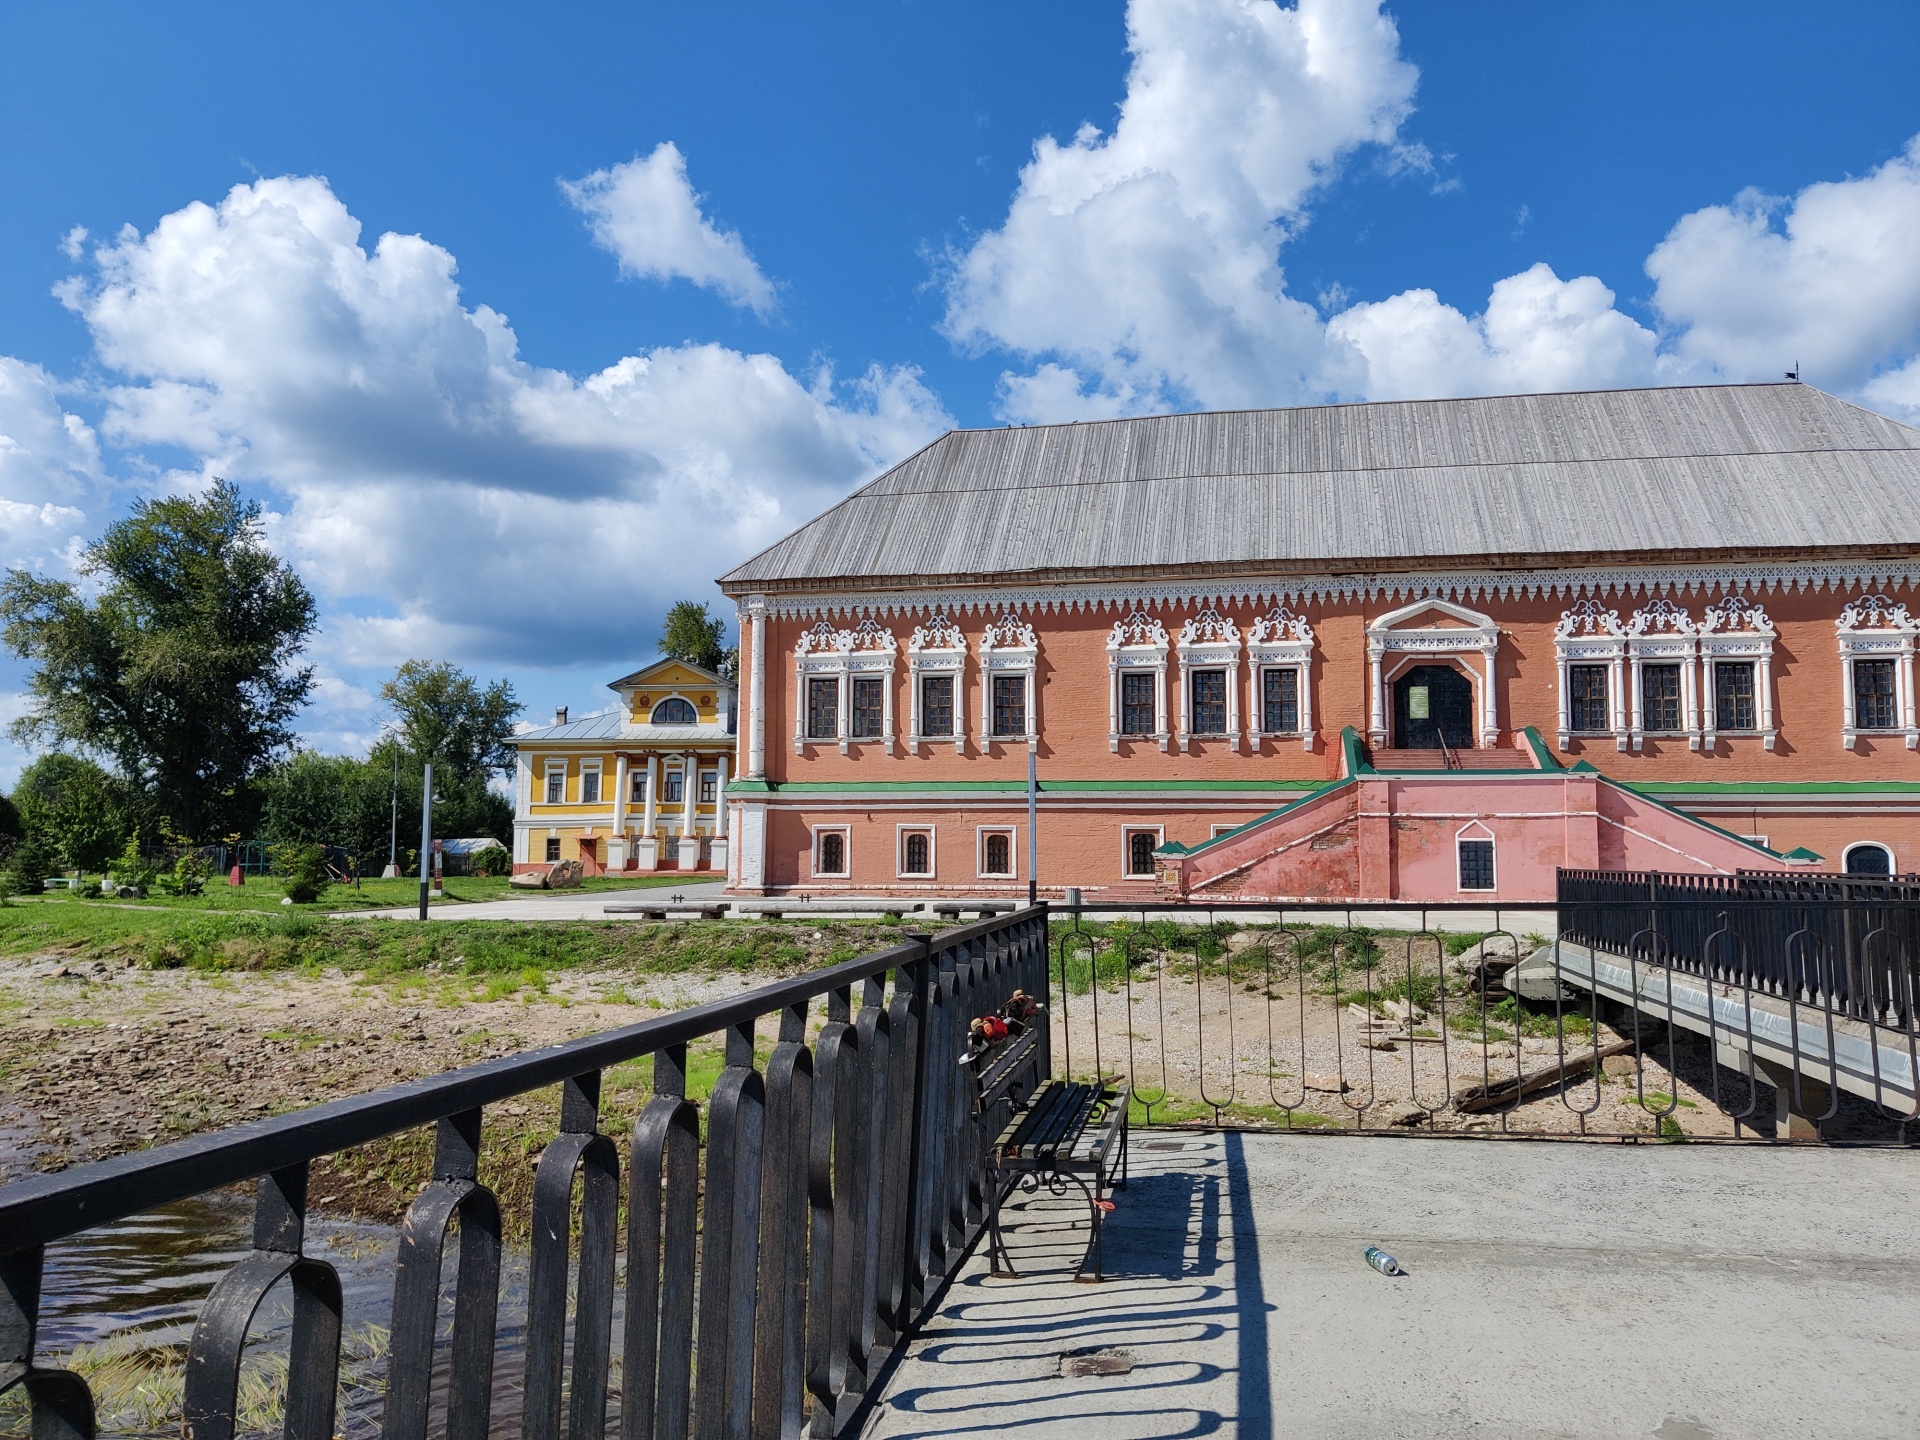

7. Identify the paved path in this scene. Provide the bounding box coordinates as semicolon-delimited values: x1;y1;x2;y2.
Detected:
327;880;731;922
869;1132;1918;1438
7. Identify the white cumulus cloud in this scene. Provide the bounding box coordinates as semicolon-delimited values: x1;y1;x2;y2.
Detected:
562;143;777;315
942;0;1419;419
1328;263;1664;401
0;357;102;574
53;174;948;676
1645;136;1920;399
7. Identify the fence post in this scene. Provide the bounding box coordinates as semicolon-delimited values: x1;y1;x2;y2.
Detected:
896;934;935;1326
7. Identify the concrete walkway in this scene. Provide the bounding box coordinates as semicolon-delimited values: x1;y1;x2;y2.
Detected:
327;880;731;921
868;1132;1917;1439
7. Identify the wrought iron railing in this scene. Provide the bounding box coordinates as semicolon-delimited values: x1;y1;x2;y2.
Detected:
0;908;1051;1440
1047;899;1917;1145
1559;869;1920;1032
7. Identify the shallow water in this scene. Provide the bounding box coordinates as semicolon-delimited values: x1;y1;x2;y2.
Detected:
25;1195;543;1439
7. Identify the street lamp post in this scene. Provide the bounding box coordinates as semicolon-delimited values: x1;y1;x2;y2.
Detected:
418;762;434;921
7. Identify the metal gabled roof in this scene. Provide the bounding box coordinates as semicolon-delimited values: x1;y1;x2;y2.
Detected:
718;384;1920;593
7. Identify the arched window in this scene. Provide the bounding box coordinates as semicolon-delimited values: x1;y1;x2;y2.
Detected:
818;832;846;876
1844;842;1893;878
984;833;1012;877
903;832;930;875
651;697;697;725
1128;831;1157;877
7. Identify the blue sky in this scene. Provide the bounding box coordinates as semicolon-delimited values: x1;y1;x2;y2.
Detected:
3;1;1920;782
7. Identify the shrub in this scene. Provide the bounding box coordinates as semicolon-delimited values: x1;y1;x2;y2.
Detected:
1;833;55;897
272;842;332;904
470;843;510;878
107;830;156;894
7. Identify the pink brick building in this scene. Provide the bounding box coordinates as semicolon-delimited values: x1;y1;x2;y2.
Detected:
717;384;1920;903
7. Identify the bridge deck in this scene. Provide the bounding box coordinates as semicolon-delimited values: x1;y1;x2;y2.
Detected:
1539;939;1919;1111
869;1131;1918;1439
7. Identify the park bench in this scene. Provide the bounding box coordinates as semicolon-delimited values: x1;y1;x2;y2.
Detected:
602;903;728;920
968;1022;1128;1281
732;899;921;920
934;901;1015;920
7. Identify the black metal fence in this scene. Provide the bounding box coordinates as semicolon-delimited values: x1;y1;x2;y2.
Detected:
0;908;1050;1440
1047;899;1918;1145
1559;869;1920;1032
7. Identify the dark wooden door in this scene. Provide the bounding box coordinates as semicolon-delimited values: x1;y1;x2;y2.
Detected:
1393;665;1475;748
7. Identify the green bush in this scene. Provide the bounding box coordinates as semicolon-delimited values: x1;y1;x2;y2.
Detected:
272;842;332;904
107;830;156;894
1;833;55;897
470;844;511;878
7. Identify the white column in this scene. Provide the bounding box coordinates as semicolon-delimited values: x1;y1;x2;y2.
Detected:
748;598;767;777
1227;655;1242;752
1368;646;1385;747
682;751;698;833
1107;657;1119;753
1177;657;1191;752
1758;652;1777;749
715;755;730;836
1611;653;1628;750
1903;638;1918;748
613;754;629;833
643;754;659;833
1554;650;1571;748
1481;644;1499;747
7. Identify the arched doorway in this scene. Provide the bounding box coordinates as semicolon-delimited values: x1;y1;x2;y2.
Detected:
1393;664;1476;749
1844;842;1893;878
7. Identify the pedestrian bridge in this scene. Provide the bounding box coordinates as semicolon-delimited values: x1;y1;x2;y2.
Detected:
2;894;1915;1440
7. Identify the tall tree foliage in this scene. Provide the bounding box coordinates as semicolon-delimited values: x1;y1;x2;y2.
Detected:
659;600;735;678
0;481;316;838
378;661;520;843
11;754;131;872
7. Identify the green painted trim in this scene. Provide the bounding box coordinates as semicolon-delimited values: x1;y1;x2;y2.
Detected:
1342;725;1371;777
1156;779;1352;860
1630;779;1920;797
1784;846;1826;861
1602;775;1788;859
1569;760;1601;773
726;777;775;795
734;778;1319;796
1521;726;1562;771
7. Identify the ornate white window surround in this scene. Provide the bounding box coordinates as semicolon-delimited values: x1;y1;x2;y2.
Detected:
1700;595;1777;750
1105;610;1170;753
906;613;967;755
1246;604;1315;751
1365;597;1500;749
792;618;898;756
1625;598;1700;751
1553;599;1629;751
1176;609;1244;752
978;613;1038;750
1837;594;1919;750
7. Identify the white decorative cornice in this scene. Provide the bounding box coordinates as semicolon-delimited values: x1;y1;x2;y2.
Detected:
1247;603;1313;647
1701;593;1775;637
758;558;1920;620
1627;597;1695;637
794;620;846;656
845;616;897;653
1107;609;1169;649
980;612;1037;651
1838;593;1917;634
1178;608;1241;647
1554;597;1625;640
908;612;965;652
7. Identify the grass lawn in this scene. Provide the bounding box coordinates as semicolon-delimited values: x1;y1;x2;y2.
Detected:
0;893;890;976
35;870;686;915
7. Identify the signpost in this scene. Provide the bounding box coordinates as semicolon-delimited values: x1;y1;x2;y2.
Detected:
417;763;433;921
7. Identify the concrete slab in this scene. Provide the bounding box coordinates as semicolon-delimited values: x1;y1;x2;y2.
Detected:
326;880;731;922
868;1132;1919;1439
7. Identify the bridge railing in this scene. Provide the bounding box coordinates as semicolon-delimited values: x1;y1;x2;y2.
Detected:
0;907;1051;1440
1558;869;1920;1033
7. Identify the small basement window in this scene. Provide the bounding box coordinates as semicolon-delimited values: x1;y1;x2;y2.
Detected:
1458;837;1495;892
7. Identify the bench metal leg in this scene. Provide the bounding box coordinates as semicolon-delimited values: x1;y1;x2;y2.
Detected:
986;1169;1020;1278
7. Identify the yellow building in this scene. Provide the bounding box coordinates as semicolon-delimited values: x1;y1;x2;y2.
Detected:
510;659;737;874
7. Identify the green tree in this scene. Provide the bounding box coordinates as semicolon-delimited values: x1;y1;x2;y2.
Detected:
12;753;128;872
0;481;317;838
659;600;734;677
380;660;522;786
259;751;357;845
